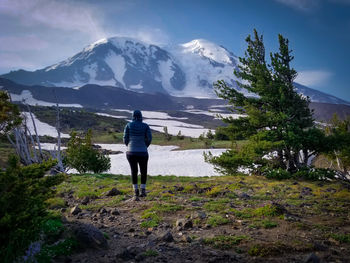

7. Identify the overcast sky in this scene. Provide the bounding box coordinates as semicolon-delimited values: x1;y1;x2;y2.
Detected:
0;0;349;100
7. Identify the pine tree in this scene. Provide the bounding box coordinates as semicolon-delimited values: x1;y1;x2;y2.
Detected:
206;29;328;174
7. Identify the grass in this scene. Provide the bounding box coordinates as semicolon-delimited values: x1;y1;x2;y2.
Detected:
41;173;350;260
207;215;230;226
203;235;248;249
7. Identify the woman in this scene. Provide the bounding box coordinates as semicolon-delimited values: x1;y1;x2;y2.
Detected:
123;110;152;201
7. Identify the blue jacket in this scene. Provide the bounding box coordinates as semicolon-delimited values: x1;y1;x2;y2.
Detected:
123;113;152;153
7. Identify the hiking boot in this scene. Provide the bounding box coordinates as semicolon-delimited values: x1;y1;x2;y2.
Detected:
140;188;147;197
133;189;140;201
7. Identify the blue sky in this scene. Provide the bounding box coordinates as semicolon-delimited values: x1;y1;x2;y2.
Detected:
0;0;349;100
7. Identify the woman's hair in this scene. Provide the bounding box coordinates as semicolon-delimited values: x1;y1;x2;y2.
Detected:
132;110;142;121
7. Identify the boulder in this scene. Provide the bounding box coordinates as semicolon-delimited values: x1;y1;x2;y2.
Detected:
71;223;108;249
70;206;81;215
175;218;193;229
304;253;320;263
161;231;174;242
105;188;122;196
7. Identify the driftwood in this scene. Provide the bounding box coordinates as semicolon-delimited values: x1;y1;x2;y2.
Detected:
6;92;66;172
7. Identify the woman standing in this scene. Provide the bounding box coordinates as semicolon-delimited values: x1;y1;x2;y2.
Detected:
123;110;152;201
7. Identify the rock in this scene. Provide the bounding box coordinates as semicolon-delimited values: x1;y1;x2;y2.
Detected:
71;223;108;249
99;208;108;214
191;211;207;220
325;187;336;193
135;253;146;262
301;187;313;196
175;219;193;229
237;192;250;199
284;213;300;222
81;196;90;205
161;231;174;242
105;188;121;196
70;206;81;215
111;208;120;216
304;253;320;263
182;235;192;243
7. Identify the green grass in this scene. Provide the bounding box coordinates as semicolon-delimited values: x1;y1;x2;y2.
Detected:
207;215;230;226
330;233;350;244
203;235;248;249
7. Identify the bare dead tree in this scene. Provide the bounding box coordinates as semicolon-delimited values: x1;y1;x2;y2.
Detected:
53;90;65;172
6;92;66;171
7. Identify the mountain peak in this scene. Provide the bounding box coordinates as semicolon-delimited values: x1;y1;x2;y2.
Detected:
180;39;236;65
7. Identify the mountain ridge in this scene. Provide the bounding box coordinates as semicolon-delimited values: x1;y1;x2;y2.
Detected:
1;36;349;105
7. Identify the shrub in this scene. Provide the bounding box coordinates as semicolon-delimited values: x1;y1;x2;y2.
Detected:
0;155;65;262
64;129;111;173
263;168;292;180
293;167;335;181
176;130;185;140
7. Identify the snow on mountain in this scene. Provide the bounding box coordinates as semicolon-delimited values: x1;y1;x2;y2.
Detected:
1;37;349;105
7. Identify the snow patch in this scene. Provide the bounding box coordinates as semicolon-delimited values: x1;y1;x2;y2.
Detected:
22;112;69;138
10;90;83;107
158;59;175;94
98;144;226;177
105;52;126;88
129;81;143;90
95;112;128;119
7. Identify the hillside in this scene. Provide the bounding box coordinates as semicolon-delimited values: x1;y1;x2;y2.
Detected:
48;173;350;262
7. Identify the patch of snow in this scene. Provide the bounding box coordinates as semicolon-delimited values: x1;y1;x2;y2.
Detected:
158;59;175;94
105;52;126;88
149;125;210;138
112;109;133;113
22;112;69;138
95;112;128;119
129;81;143;90
145;119;203;129
10;90;83;107
183;109;245;119
141;111;188;120
98;144;226;177
181;39;233;64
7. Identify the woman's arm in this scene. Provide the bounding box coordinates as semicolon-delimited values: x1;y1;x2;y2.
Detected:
145;125;152;147
123;124;130;146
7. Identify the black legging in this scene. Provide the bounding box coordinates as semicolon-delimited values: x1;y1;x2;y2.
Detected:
126;153;149;184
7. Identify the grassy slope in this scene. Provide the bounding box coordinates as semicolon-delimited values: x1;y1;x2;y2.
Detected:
49;173;350;261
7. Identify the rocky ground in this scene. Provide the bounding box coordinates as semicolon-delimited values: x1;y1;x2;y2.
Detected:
48;174;350;263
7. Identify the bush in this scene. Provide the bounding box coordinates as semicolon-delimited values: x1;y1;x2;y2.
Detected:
263;168;292;180
0;155;65;262
64;129;111;173
293;167;335;181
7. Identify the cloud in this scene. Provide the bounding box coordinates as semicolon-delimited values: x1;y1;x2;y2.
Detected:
0;35;49;51
0;0;106;40
109;27;170;45
0;53;36;70
273;0;320;12
295;70;333;87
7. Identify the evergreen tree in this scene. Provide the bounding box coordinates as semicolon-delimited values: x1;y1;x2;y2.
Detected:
64;129;111;174
206;29;328;174
0;91;21;133
325;114;350;178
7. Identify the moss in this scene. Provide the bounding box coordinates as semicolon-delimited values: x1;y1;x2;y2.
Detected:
142;249;159;257
330;233;350;244
46;197;66;209
203;235;248;250
140;212;161;228
206;186;223;197
204;200;229;212
207;215;230;227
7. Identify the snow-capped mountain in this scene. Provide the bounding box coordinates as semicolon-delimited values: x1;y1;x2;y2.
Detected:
1;37;349;105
